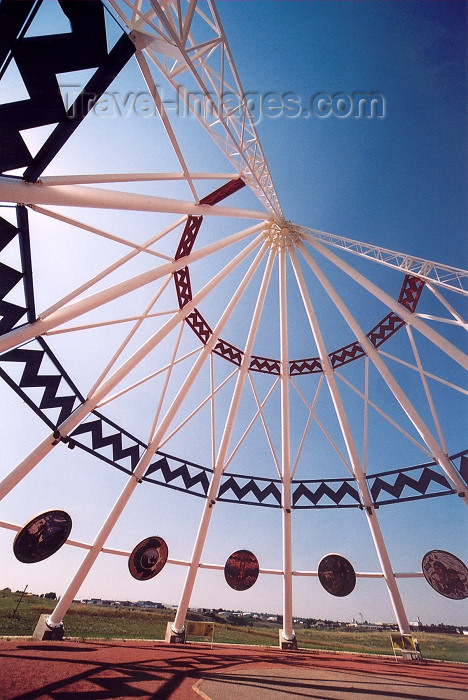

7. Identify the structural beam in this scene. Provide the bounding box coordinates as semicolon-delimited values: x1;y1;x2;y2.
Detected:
172;245;276;635
0;222;266;354
279;243;295;646
290;247;411;634
301;227;468;295
0;232;264;501
46;239;271;629
0;177;268;220
298;241;468;504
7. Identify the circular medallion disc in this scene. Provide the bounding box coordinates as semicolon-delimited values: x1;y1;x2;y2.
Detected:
13;510;72;563
224;549;259;591
318;554;356;597
421;550;468;600
128;536;168;581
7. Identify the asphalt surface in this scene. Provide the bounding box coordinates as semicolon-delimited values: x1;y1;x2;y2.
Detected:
193;664;468;699
0;639;466;699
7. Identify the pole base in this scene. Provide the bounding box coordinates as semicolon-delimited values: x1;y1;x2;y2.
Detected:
33;614;64;641
165;621;186;644
279;630;297;650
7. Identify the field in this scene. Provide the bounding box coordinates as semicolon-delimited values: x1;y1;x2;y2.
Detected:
1;589;467;663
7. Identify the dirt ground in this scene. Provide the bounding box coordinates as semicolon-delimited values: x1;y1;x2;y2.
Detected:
0;639;467;700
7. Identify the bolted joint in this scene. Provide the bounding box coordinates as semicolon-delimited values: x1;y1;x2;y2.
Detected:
45;616;63;630
51;430;74;448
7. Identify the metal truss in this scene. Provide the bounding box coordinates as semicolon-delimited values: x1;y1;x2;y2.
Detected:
299;225;468;295
0;334;463;511
0;0;135;181
0;0;467;642
107;0;283;218
172;197;428;375
1;205;465;514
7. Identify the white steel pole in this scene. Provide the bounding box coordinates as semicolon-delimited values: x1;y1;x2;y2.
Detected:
303;233;467;371
0;222;266;354
301;226;468;295
290;248;410;634
279;243;295;643
47;446;157;627
298;241;468;504
0;176;267;220
0;233;264;501
0;399;100;503
135;49;199;202
172;246;277;633
39;173;240;185
47;239;271;628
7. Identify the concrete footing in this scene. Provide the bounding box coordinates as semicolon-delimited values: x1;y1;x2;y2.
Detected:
165;621;186;644
279;630;297;650
33;614;64;641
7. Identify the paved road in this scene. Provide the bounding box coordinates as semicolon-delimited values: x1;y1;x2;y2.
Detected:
0;639;466;699
194;665;468;700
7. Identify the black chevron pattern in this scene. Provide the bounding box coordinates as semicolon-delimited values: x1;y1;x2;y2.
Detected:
0;0;135;177
218;476;282;506
292;480;360;507
370;466;452;503
0;335;464;508
0;216;27;333
144;456;210;495
0;0;105;173
71;417;142;472
0;347;77;424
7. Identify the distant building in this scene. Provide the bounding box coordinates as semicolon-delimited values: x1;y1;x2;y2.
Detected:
136;600;162;608
410;617;423;629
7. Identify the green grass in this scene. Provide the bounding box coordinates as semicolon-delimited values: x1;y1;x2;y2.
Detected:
1;590;467;663
295;628;468;662
0;591;171;641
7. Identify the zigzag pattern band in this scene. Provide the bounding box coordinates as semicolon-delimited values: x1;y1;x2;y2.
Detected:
0;347;77;425
0;216;26;334
0;337;464;507
0;0;135;177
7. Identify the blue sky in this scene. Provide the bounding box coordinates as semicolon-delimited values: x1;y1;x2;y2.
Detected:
218;1;466;262
0;0;466;630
